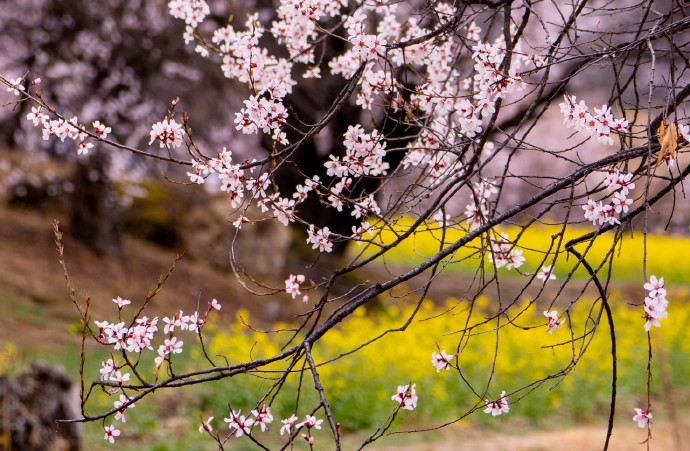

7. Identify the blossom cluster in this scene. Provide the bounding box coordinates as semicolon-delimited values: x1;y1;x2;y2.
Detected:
24;103;108;157
284;274;305;300
224;406;273;437
200;407;327;446
325;125;389;180
643;275;668;331
402;19;531;187
168;2;539;260
94;297;221;443
559;95;629;145
465;179;498;230
488;232;525;270
272;0;345;64
186;148;262;208
582;171;635;226
149;118;185;148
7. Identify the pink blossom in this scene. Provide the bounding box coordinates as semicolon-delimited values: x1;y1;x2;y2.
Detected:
92;121;111;139
198;416;214;433
632;408;652;428
543;310;563;333
297;414;323;430
149;118;185;148
483;390;509;416
251;405;273;432
110;370;130;386
285;274;305;299
392;383;418;410
99;359;116;381
306;225;333;253
6;77;25;96
280;414;298;436
432;350;453;372
77;141;93;156
224;409;254;437
113;394;135;423
537;265;556;282
643;275;665;298
112;296;131;308
103;425;120;444
26;106;47;126
559;95;627;145
643;275;669;331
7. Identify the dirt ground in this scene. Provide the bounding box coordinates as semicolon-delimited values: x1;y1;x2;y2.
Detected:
370;421;689;450
0;205;304;354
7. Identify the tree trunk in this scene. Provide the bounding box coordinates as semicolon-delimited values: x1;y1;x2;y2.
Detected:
69;151;122;256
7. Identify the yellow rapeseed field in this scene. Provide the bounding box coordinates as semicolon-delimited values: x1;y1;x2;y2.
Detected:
357;218;690;283
206;289;689;430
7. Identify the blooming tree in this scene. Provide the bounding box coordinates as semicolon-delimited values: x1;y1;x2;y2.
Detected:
2;0;690;448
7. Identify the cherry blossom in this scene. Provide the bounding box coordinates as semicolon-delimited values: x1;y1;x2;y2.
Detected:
110;370;130;386
605;171;636;195
224;409;254;437
543;310;563;334
77;142;94;156
488;233;525;270
149;118;185;148
280;414;298;436
643;275;669;331
559;95;628;145
536;265;556;282
612;192;633;214
306;225;333;253
273;197;296;226
155;337;184;367
285;274;305;299
483;390;509;416
297;414;323;430
99;359;116;381
187;312;204;333
168;0;209;28
26;106;47;126
392;383;418;410
198;416;214;433
251;405;273;432
432;350;453;372
162;310;191;334
643;275;665;299
582;196;624;227
92;121;112;139
632;408;652;428
679;123;690;144
114;394;135;423
6;77;24;95
112;296;131;308
103;425;120;444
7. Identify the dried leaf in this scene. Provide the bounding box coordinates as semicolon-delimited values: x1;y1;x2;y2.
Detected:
657;121;678;166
